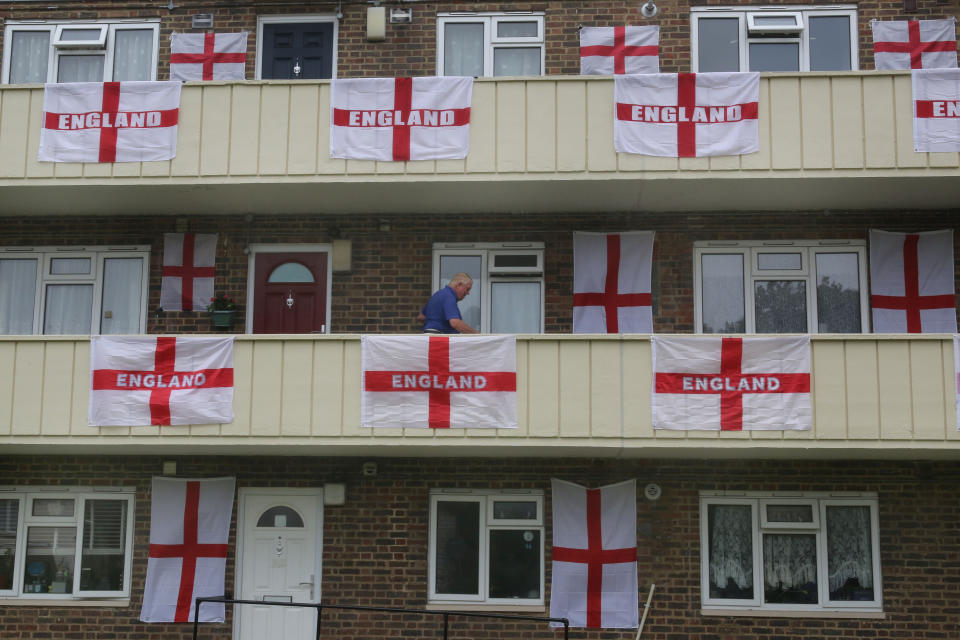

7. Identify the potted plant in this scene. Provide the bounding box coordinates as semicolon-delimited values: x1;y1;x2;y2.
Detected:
207;293;237;330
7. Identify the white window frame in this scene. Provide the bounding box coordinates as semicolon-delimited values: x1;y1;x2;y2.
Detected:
254;14;340;81
700;491;882;614
428;489;544;607
436;12;545;77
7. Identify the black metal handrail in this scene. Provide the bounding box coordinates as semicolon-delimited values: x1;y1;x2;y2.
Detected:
192;595;570;640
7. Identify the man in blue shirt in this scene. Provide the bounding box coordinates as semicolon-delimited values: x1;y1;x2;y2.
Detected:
417;272;478;334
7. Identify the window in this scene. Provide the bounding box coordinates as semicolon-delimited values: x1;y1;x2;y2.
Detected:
0;488;135;600
693;240;868;334
437;13;545;77
2;20;159;84
691;6;857;73
0;246;150;335
700;492;881;613
429;489;544;605
432;243;544;334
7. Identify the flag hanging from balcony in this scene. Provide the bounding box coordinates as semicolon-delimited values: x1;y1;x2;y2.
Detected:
89;336;234;426
912;68;960;152
141;476;235;623
330;76;473;161
872;18;957;70
160;232;217;312
39;81;180;162
652;336;812;431
361;335;516;428
573;231;654;333
549;478;638;629
580;26;659;75
869;229;957;333
170;32;248;81
614;72;759;157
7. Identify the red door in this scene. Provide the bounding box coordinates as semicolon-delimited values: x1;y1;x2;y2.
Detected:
253;252;328;333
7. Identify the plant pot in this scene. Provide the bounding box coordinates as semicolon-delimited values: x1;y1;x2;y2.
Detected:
210;310;235;329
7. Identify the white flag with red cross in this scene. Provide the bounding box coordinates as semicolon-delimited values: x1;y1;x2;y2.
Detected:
573;231;654;334
912;68;960;152
39;81;180;163
330;76;473;161
580;26;659;75
869;229;956;333
170;32;248;81
549;478;638;629
160;233;217;312
615;72;759;158
873;19;957;70
89;336;234;426
652;336;811;431
140;476;235;623
361;334;516;428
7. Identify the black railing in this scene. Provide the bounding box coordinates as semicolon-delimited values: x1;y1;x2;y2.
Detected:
192;596;570;640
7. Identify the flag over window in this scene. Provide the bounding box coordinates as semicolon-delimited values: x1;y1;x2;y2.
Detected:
580;26;659;75
872;18;957;70
170;32;248;81
912;68;960;152
573;231;654;333
160;232;217;312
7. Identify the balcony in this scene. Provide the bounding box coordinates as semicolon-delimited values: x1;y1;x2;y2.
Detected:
0;72;957;217
1;334;958;458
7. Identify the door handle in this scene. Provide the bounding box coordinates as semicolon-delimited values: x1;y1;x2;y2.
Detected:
298;574;314;600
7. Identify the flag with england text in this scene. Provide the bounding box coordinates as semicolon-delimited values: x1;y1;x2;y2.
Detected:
550;478;638;629
614;72;759;157
39;81;180;163
869;229;956;333
170;32;247;81
89;336;234;426
652;336;811;431
873;18;957;70
573;231;654;333
330;76;472;161
580;26;659;75
361;334;516;428
913;68;960;152
141;476;235;623
160;232;217;312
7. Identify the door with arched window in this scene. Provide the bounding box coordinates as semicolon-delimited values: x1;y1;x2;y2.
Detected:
251;248;329;333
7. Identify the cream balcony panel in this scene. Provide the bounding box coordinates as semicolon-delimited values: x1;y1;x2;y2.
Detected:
0;341;15;435
316;84;346;175
0;88;31;178
279;340;314;436
893;74;925;169
844;340;881;439
171;86;202;177
496;80;527;173
800;76;832;169
910;339;949;439
832;76;865;169
10;341;45;435
287;84;320;176
224;339;253;437
312;340;346;436
250;340;284;435
863;75;897;169
526;340;559;437
558;340;591;437
229;84;263;176
590;340;623;438
466;81;496;173
769;76;802;170
200;84;233;176
260;85;291;175
556;81;587;172
811;339;848;439
742;78;772;171
40;340;75;436
526;80;557;173
586;80;617;172
622;339;653;439
878;340;915;439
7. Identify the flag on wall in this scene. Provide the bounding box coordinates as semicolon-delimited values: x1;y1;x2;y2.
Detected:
580;26;659;75
614;72;759;157
160;233;217;311
89;336;234;426
573;231;654;333
141;476;235;623
652;336;812;431
912;68;960;152
39;81;181;163
361;334;516;428
330;76;473;161
869;229;956;333
170;32;248;81
872;18;957;70
550;478;638;629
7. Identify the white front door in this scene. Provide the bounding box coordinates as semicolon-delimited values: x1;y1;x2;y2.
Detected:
236;489;323;640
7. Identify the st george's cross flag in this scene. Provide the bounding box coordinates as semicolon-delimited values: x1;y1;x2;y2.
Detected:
580;26;659;75
89;336;234;426
614;72;759;157
573;231;654;333
141;476;235;623
170;32;248;81
869;229;957;333
160;233;217;312
330;76;472;161
652;336;811;431
873;18;957;70
550;479;638;629
912;69;960;152
361;334;516;428
39;81;180;162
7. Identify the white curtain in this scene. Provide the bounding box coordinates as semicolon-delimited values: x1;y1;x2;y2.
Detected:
100;258;143;334
0;259;38;334
113;29;154;80
444;23;484;76
43;284;93;335
491;282;540;333
9;31;50;84
493;47;540;76
826;506;874;597
763;533;817;601
708;505;753;596
58;55;105;83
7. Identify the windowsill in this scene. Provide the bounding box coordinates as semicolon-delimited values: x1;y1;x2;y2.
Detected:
425;603;546;613
0;597;130;607
701;608;884;619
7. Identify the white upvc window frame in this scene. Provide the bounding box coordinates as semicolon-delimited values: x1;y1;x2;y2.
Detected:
436;12;545;77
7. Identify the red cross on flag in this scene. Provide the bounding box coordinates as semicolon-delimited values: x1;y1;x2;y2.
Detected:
140;476;235;623
361;335;516;428
573;231;654;333
912;68;960;152
873;19;957;70
580;26;659;75
652;336;811;431
615;72;759;157
549;479;638;629
330;76;473;161
160;232;217;312
39;81;180;163
170;32;248;81
89;336;234;426
869;229;956;333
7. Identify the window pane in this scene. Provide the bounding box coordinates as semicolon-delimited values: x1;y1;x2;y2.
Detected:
434;501;480;595
59;28;103;41
9;31;50;84
707;504;753;599
809;16;851;71
80;500;127;592
58;55;105;82
444;23;484;76
101;257;143;334
33;498;75;517
113;29;154;81
268;262;315;283
0;259;38;334
757;252;801;270
256;506;305;528
493;47;540;76
50;258;91;275
492;500;537;520
490;282;540;333
763;533;817;604
24;526;76;594
44;284;93;334
749;43;800;72
0;499;19;591
754;280;807;333
826;506;874;602
766;504;813;523
701;254;745;333
698;18;740;72
816;252;861;333
439;255;482;332
488;529;540;599
753;16;800;27
497;21;538;38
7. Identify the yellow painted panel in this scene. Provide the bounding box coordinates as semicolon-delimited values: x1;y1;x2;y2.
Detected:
706;154;740;172
316;85;345;175
799;76;832;169
405;160;439;175
677;156;709;172
586;80;617;172
769;77;802;169
810;340;847;439
287;85;320;175
590;341;622;437
877;340;913;439
250;341;283;435
496;82;526;173
312;341;345;436
501;340;529;438
12;342;44;435
277;341;314;436
229;85;263;175
831;77;865;169
171;87;202;176
910;340;947;439
893;74;925;168
259;86;290;175
83;162;112;178
845;341;880;439
340;340;364;436
928;151;960;168
25;88;54;178
466;82;496;173
558;341;591;437
619;151;677;172
863;76;896;168
222;339;252;436
556;81;587;172
0;89;30;178
944;340;960;439
527;340;559;437
70;341;90;434
623;340;653;438
0;342;15;434
526;81;557;172
200;85;232;176
40;341;75;436
742;79;771;170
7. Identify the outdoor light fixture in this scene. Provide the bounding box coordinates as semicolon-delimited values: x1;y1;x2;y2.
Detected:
640;0;659;18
